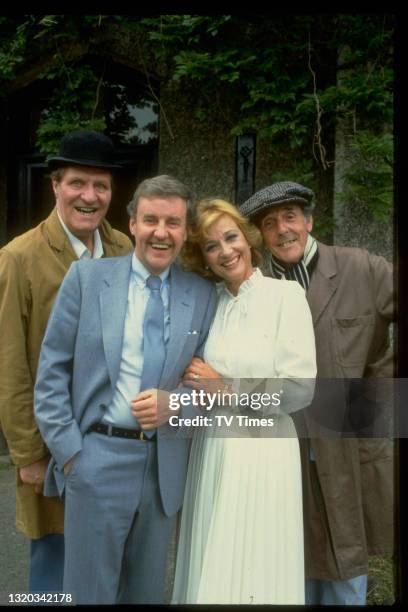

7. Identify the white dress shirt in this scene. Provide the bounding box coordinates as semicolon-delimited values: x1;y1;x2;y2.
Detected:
57;209;104;259
103;253;171;428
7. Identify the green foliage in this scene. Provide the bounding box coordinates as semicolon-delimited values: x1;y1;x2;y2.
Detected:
0;16;35;81
337;130;393;222
312;215;337;240
141;15;315;145
0;14;394;221
0;15;114;153
141;15;392;138
37;112;106;156
268;159;317;192
36;63;107;154
139;14;393;221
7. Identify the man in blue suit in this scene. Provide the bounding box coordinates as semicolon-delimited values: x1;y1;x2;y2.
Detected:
34;175;217;604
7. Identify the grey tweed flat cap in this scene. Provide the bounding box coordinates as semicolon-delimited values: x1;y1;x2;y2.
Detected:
239;181;314;218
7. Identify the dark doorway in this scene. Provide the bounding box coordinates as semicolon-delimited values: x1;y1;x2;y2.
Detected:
5;61;159;241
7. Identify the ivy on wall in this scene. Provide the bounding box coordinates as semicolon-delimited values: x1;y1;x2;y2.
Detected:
0;14;393;220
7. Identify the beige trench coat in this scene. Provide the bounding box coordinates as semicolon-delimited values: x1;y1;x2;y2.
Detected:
299;241;394;580
0;208;133;538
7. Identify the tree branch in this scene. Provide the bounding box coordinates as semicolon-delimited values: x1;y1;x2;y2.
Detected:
135;32;175;142
308;33;331;170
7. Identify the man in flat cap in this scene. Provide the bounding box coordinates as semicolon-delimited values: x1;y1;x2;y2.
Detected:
240;181;394;605
0;130;133;593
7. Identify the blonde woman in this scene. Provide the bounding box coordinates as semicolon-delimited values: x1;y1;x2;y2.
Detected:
172;199;316;604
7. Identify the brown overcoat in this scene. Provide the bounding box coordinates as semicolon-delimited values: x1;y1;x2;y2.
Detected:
0;208;133;538
300;241;394;580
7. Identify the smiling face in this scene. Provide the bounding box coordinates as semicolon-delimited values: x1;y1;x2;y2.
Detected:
201;214;254;295
129;195;188;274
259;204;313;265
53;166;112;248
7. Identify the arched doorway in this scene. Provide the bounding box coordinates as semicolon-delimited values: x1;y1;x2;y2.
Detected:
5;61;159;240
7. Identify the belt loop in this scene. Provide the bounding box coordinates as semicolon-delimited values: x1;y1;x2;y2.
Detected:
107;424;113;437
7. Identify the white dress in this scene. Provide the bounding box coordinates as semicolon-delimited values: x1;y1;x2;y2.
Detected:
171;269;316;605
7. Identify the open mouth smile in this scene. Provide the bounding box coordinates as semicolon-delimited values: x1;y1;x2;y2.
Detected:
277;238;297;247
150;243;171;251
222;255;240;268
74;206;97;215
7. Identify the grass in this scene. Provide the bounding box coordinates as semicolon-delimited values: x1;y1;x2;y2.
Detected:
367;555;396;605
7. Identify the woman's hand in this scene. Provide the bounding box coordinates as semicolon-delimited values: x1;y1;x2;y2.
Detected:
183;357;220;382
182;357;226;395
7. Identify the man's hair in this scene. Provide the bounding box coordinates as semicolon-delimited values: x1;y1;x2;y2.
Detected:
181;198;263;280
127;175;194;223
50;168;67;183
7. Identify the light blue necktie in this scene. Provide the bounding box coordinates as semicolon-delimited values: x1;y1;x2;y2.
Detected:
140;274;166;392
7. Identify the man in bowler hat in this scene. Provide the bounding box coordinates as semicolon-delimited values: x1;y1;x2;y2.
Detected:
34;175;217;603
0;130;132;593
240;181;394;605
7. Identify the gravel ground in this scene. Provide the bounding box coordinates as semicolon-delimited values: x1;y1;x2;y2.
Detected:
0;457;29;605
0;453;396;605
0;455;177;605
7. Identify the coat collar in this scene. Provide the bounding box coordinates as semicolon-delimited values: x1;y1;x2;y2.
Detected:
44;207;77;257
44;206;122;255
307;240;339;324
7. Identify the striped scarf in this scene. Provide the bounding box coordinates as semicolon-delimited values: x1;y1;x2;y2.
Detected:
262;234;318;291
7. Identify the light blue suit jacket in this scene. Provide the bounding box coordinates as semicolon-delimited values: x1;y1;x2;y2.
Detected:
34;253;217;516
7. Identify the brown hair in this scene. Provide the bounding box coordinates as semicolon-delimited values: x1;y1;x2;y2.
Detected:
127;174;194;223
181;198;263;280
50;168;67;183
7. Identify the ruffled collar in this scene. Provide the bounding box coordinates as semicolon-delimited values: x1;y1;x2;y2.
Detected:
217;267;263;300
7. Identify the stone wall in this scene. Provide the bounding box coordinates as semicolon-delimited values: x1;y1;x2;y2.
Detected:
333;122;393;262
158;82;235;203
333;49;393;262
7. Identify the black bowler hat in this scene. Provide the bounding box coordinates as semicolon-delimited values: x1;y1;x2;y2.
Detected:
47;130;121;170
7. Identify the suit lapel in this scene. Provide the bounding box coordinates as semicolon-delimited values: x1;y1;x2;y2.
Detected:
307;241;338;325
161;264;194;382
99;254;133;386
